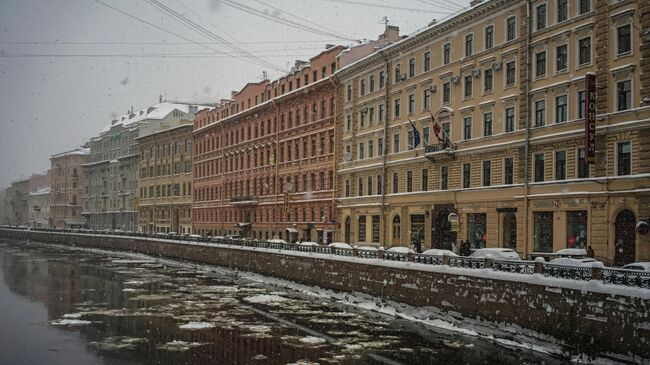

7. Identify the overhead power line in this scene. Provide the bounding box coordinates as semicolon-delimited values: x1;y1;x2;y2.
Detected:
321;0;452;14
417;0;464;12
144;0;284;71
0;40;341;45
0;52;317;58
91;0;282;71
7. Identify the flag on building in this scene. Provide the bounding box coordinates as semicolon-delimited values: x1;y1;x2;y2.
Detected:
430;112;450;148
408;119;421;148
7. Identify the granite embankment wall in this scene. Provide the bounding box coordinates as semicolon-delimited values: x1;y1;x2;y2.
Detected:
1;229;648;358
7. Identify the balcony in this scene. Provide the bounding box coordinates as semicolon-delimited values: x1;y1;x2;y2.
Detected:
230;196;259;206
424;143;456;162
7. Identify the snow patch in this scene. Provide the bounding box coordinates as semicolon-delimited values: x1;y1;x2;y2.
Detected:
179;321;215;330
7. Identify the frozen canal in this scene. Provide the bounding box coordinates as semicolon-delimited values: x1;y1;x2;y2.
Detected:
0;239;618;365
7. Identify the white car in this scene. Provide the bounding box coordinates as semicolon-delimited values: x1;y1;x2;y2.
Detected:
621;262;650;271
386;246;416;254
555;248;587;258
188;234;202;240
268;238;288;244
355;245;379;251
470;248;520;260
298;241;319;246
549;257;601;267
328;242;353;249
421;248;458;257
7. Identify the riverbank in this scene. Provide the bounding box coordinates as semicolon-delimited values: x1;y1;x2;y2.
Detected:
1;228;648;359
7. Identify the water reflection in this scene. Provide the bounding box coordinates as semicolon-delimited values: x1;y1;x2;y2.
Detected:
0;240;569;365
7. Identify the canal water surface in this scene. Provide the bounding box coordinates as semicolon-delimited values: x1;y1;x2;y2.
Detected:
0;239;600;364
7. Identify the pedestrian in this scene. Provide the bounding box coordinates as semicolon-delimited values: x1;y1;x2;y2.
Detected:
587;245;595;258
460;240;470;256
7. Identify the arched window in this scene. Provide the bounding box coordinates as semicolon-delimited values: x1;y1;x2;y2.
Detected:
392;215;401;243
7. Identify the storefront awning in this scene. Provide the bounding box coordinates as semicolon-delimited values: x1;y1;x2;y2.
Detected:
285;227;298;233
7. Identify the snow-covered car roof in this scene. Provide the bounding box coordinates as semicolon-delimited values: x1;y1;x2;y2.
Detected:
328;242;352;249
549;257;600;267
386;246;415;254
421;249;458;257
470;248;520;260
555;248;587;257
621;262;650;271
298;241;319;246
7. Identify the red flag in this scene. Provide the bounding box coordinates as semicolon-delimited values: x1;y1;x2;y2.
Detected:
430;112;445;145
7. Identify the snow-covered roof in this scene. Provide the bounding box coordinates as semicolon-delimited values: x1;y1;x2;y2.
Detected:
99;102;213;135
28;186;51;196
51;147;90;159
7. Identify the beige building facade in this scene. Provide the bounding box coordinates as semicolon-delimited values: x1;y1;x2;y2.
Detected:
335;0;650;265
50;148;89;229
137;123;194;234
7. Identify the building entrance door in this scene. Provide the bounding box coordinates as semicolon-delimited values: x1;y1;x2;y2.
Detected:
503;212;517;249
614;209;636;266
344;217;351;243
432;204;454;250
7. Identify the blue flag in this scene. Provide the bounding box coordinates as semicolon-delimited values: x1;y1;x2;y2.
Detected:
408;119;421;148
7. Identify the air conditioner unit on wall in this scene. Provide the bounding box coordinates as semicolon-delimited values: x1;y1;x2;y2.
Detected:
429;84;437;93
472;69;481;78
343;152;352;162
492;61;502;71
401;73;407;81
450;76;460;84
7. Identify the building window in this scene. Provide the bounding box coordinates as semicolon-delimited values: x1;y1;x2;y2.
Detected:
578;37;591;66
617;141;631;176
372;215;380;242
506;61;516;86
360;79;366;96
443;82;451;104
423;89;431;110
617;80;632;111
483;25;494;50
369;75;375;92
407;129;414;150
359;142;365;159
368;140;374;158
482;160;491;186
421;169;428;191
534;153;545;182
534;100;546;127
579;0;591;14
506;16;516;41
467;213;486;249
567;211;588;249
536;4;546;30
443;43;451;64
395;64;401;83
464;75;473;98
423;127;430;145
408;94;415;114
409;58;416;77
358;177;363;196
377;174;382;195
577;90;586;119
484;69;493;93
379;104;384;122
392;173;398;193
347;84;352;101
533;212;553;252
394;98;401;118
358;216;366;242
392;215;401;242
505;107;515;132
556;44;567;72
463;163;471;188
504;157;514;184
378;137;383;155
555;150;566;180
557;0;568;22
463;117;472;140
440;166;448;190
345;180;350;197
423;51;431;72
555;95;567;123
577;147;589;178
367;176;372;196
535;51;546;78
406;171;413;192
617;24;631;56
379;71;385;89
393;133;400;153
483;112;493;137
465;34;473;57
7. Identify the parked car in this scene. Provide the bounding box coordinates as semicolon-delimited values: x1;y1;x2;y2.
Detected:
421;248;458;257
386;246;415;254
555;248;587;258
621;262;650;271
268;238;288;244
298;241;319;246
188;234;201;240
328;242;352;249
549;257;601;266
355;245;379;251
470;248;520;260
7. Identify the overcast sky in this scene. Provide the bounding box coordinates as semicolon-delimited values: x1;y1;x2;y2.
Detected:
0;0;467;189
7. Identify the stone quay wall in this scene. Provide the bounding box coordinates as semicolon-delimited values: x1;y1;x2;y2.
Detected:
1;229;648;358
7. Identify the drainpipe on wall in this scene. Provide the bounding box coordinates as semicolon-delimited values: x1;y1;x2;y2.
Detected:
379;50;390;248
523;0;532;259
328;75;339;241
272;99;280;239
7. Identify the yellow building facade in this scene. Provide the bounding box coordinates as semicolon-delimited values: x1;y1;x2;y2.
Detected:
335;0;650;265
136;123;193;234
